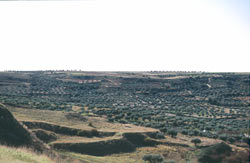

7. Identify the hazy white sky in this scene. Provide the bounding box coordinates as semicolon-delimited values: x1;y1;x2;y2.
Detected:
0;0;249;72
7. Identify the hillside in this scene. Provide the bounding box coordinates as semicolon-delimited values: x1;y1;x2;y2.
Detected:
0;71;249;139
0;104;31;146
0;71;249;162
0;104;84;163
0;104;49;152
0;104;52;162
2;105;248;162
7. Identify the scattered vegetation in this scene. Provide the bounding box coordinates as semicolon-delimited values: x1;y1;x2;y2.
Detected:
142;154;164;163
0;71;248;144
0;71;249;163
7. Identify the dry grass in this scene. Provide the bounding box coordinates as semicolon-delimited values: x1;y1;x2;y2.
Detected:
7;106;158;133
52;134;121;144
6;106;247;163
59;151;142;163
7;106;93;131
0;145;53;163
72;106;82;112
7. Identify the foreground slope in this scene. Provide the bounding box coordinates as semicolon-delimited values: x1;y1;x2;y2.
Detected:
0;145;53;163
7;106;163;156
6;106;249;163
0;104;53;162
0;104;86;163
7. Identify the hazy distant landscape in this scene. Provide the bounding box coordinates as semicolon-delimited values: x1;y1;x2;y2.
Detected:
0;71;249;163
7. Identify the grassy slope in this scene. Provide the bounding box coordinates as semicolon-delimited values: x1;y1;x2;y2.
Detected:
7;106;158;133
6;106;248;163
6;106;196;162
0;145;53;163
59;151;142;163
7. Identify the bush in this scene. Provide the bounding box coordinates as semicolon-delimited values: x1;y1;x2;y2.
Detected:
181;130;188;135
242;137;249;145
156;132;165;139
191;138;201;146
167;130;177;138
193;130;200;136
143;154;164;163
198;142;232;163
219;134;228;141
228;137;236;144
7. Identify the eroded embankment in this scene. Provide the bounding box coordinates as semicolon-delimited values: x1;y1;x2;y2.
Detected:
21;120;168;156
0;104;50;153
22;121;116;138
51;138;135;156
50;132;161;156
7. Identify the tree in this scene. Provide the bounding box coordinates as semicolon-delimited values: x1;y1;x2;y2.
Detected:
228;137;236;144
219;134;228;141
191;138;201;146
168;130;177;138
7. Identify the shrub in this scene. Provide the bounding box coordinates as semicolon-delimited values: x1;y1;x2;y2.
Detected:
228;137;236;144
181;130;188;135
167;130;177;138
156;132;165;139
191;138;201;146
198;142;232;163
219;134;228;141
193;129;200;136
143;154;164;163
88;122;94;127
242;137;249;145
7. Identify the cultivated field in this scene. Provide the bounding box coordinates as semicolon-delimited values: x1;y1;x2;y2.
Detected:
0;71;249;162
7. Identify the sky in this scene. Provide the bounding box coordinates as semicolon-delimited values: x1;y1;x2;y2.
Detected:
0;0;249;72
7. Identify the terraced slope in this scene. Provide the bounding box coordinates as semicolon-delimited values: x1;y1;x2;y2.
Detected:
7;106;163;156
2;104;248;162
